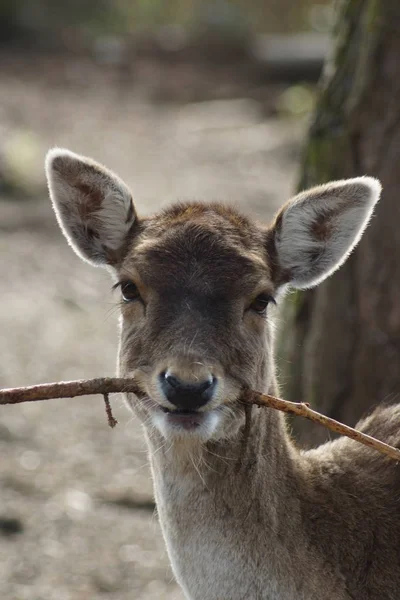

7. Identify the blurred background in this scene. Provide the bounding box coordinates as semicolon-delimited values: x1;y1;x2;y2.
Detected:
0;2;333;599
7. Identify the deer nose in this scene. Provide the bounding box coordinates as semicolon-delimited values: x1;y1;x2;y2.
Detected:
159;370;217;410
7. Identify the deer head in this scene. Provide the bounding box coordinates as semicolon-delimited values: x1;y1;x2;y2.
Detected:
46;149;381;444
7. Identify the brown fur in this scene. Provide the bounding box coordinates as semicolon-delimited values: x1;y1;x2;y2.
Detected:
117;204;400;599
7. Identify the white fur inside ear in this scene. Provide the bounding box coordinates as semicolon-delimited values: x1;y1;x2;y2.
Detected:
274;177;381;289
45;148;135;266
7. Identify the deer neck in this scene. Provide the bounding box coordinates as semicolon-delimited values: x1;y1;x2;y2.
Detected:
144;381;306;597
146;395;297;507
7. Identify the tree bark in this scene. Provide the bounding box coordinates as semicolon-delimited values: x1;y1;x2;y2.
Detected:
278;0;400;445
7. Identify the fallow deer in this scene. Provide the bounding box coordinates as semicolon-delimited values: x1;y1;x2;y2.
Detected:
46;148;400;600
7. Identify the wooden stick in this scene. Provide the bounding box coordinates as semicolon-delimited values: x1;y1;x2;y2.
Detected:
103;393;118;428
241;389;400;463
0;378;399;462
0;378;141;404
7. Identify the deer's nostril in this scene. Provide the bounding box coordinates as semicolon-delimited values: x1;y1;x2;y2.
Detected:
164;373;181;389
159;370;217;410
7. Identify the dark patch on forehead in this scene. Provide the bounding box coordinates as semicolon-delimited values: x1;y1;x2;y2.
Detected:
140;228;264;294
128;203;269;295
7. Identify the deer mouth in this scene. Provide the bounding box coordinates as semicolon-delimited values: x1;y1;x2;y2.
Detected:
159;407;205;430
152;402;225;440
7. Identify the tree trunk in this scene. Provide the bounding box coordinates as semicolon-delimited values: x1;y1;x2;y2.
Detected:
277;0;400;445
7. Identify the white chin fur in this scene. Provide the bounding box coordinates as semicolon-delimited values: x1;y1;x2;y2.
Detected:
151;409;221;441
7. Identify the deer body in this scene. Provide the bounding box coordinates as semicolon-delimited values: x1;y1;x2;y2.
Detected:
45;148;400;600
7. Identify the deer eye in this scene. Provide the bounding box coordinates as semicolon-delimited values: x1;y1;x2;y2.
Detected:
249;293;276;315
120;281;141;303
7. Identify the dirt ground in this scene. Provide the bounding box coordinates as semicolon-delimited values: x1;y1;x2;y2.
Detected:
0;56;304;600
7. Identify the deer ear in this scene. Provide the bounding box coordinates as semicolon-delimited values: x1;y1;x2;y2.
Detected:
269;177;381;289
45;148;136;267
